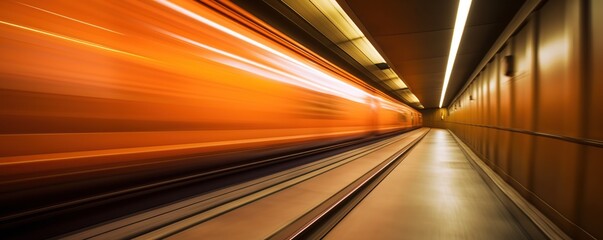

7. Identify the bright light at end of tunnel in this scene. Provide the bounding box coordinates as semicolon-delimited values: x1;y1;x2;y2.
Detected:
439;0;472;108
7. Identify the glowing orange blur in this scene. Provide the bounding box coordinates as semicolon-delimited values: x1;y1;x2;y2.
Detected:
0;0;421;182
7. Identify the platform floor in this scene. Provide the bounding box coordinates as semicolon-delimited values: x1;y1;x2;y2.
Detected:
325;129;529;239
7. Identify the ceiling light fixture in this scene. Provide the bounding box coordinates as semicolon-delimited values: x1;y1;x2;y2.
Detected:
439;0;472;108
375;62;390;70
282;0;420;107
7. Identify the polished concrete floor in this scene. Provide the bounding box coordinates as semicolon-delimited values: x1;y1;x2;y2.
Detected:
325;129;528;239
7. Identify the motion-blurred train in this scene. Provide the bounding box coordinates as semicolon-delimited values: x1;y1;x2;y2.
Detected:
0;0;421;184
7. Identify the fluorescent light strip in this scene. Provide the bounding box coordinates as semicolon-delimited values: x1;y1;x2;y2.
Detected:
439;0;472;108
325;0;385;63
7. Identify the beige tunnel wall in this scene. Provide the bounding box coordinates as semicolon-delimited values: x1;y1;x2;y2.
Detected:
422;0;602;239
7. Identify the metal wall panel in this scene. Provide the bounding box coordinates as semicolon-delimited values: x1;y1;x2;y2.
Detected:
579;0;603;238
536;0;582;138
532;137;580;229
512;19;535;131
581;147;603;238
585;0;602;140
508;132;533;192
487;54;500;163
488;56;500;126
479;72;488;154
531;0;583;229
499;53;512;129
508;16;536;195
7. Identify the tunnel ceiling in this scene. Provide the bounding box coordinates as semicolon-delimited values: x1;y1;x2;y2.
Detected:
234;0;524;109
340;0;525;108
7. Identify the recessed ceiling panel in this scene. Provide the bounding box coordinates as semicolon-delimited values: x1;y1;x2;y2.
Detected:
342;0;524;108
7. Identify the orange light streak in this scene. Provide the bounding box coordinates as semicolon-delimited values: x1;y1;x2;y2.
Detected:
0;128;377;166
155;0;373;102
0;20;148;60
160;30;366;103
16;2;124;35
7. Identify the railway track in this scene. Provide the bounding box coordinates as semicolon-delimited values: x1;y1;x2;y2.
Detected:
62;128;429;239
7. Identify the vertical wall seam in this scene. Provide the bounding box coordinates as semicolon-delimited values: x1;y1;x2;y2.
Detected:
508;38;516;178
574;0;591;232
527;9;539;196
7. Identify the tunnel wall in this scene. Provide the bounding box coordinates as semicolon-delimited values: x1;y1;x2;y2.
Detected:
418;108;447;129
422;0;602;238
